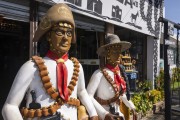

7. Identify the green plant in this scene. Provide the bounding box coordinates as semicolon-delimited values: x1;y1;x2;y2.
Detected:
131;92;153;115
131;89;163;115
171;67;180;90
136;80;152;92
171;68;180;82
146;89;162;104
155;69;164;91
171;81;180;90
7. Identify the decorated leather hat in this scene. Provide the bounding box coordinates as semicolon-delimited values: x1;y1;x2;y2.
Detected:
33;3;75;43
97;34;131;56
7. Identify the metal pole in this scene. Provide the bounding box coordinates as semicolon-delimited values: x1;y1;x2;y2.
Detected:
177;28;179;69
177;28;180;106
30;0;38;57
158;17;172;120
164;23;172;120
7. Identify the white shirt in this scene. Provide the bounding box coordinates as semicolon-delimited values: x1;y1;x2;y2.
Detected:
2;57;97;120
87;68;135;120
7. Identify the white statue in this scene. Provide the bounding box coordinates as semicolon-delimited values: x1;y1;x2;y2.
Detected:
87;34;136;120
2;3;98;120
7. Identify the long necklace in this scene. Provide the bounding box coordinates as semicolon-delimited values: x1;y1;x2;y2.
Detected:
97;68;121;104
101;68;119;93
21;56;80;118
32;56;80;103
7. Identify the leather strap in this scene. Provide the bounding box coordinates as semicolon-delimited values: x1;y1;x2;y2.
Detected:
95;94;119;105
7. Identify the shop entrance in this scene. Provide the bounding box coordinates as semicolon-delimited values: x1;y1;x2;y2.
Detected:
115;27;147;91
76;28;100;86
0;19;29;119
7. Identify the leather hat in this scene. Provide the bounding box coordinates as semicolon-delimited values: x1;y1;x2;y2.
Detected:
33;3;75;43
97;34;131;56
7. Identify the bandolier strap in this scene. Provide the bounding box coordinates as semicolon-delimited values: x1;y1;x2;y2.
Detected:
95;94;119;105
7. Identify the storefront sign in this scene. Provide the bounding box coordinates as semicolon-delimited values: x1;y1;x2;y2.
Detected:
168;22;174;36
167;49;175;65
165;39;176;46
47;0;162;37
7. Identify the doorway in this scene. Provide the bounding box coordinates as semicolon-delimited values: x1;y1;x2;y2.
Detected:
76;28;100;86
0;19;29;119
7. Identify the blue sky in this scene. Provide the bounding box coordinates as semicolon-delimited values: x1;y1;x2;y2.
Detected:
165;0;180;23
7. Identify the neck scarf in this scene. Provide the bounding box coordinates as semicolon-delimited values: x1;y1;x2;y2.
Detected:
106;64;126;92
46;50;69;101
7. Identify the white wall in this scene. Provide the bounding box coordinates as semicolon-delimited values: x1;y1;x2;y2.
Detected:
147;36;161;89
147;36;154;87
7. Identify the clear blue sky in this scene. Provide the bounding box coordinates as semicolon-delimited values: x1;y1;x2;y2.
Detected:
165;0;180;24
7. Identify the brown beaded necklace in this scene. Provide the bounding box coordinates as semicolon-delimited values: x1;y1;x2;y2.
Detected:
32;56;80;103
21;56;80;118
96;68;122;105
101;68;120;96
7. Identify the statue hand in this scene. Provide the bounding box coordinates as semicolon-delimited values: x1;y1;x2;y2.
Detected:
89;116;99;120
80;116;88;120
104;113;114;120
131;109;137;120
105;113;123;120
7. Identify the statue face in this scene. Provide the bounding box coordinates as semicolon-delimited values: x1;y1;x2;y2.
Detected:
107;45;122;65
49;23;73;54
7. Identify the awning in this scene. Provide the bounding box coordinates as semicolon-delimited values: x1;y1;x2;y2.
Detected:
0;0;29;22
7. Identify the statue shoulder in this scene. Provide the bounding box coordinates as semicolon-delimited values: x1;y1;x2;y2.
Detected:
11;59;37;87
91;69;103;78
19;59;37;73
16;56;45;77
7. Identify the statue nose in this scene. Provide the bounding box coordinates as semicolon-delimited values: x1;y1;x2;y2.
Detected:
63;33;68;39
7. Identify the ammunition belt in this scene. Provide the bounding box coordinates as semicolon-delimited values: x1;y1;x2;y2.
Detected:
95;93;119;105
21;97;80;118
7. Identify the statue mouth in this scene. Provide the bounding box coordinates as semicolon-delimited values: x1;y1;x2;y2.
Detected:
59;42;69;47
62;44;68;47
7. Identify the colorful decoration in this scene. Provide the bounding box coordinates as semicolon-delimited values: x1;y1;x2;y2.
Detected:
121;52;136;72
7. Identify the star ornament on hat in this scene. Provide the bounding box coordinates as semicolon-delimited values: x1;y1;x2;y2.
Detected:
97;34;131;56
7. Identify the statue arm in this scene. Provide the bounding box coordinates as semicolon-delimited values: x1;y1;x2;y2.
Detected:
87;70;109;119
119;94;136;110
2;61;35;120
77;64;98;117
119;65;136;110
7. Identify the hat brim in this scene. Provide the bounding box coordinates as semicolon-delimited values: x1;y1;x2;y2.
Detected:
97;41;131;56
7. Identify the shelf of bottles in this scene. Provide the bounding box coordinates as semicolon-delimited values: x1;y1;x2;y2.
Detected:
121;52;138;91
121;52;136;73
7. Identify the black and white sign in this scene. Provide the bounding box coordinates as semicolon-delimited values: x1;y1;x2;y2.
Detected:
167;49;174;65
49;0;162;37
165;39;176;46
168;22;174;36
